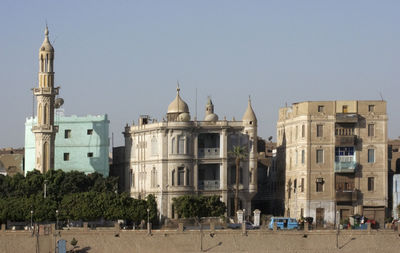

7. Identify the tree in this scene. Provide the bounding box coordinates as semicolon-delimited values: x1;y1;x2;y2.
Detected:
172;195;226;219
229;145;247;219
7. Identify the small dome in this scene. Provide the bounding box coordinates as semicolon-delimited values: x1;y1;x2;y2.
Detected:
178;113;191;122
167;86;189;114
242;98;257;125
40;26;54;52
205;113;218;122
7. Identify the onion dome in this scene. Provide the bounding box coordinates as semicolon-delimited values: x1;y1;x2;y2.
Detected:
167;85;189;114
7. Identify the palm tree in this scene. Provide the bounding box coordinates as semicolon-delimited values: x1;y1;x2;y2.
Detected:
229;145;247;221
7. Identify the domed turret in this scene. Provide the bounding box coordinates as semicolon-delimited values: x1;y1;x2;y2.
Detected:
39;26;54;52
242;97;257;126
167;85;190;122
204;97;218;122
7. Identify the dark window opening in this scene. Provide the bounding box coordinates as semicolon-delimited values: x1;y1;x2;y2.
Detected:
64;129;71;139
316;178;324;192
368;177;374;191
87;129;93;135
63;153;70;161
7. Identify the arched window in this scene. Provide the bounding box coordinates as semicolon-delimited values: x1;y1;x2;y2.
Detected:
178;167;184;186
178;136;185;154
151;167;157;187
151;137;158;156
186;168;190;186
171;137;175;154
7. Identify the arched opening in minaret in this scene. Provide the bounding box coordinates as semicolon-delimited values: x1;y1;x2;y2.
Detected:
50;56;53;72
44;104;48;125
45;54;49;72
43;141;49;173
40;55;44;73
38;103;43;124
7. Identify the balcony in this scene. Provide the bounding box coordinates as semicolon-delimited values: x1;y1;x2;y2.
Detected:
198;148;220;158
198;180;220;190
336;113;358;123
335;190;358;202
335;156;356;173
335;135;356;146
31;125;59;133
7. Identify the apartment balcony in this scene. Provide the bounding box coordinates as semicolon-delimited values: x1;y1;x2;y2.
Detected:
334;156;356;173
335;190;358;202
335;135;356;146
198;148;220;158
198;180;220;190
336;113;358;123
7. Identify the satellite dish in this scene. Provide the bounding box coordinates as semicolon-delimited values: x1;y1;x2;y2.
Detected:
55;98;64;109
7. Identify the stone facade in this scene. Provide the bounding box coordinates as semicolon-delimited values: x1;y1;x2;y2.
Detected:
252;140;285;215
277;100;388;226
0;148;24;176
124;87;258;220
25;114;110;176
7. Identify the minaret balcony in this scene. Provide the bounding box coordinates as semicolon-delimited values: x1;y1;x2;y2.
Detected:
33;87;59;96
32;125;58;133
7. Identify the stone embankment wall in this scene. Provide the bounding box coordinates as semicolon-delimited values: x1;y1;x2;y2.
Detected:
1;224;400;253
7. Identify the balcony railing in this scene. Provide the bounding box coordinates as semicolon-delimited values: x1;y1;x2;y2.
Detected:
198;148;220;158
335;135;356;146
336;113;358;123
334;156;356;173
335;190;358;202
33;87;59;96
198;180;220;190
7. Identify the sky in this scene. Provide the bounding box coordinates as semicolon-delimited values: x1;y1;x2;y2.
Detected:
0;0;399;148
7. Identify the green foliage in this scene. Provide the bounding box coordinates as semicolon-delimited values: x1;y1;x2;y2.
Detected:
172;195;226;218
0;170;157;224
70;237;78;247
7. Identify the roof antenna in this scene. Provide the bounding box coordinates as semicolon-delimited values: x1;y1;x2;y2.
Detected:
379;91;384;101
195;87;197;121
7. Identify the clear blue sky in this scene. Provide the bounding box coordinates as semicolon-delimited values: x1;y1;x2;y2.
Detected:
0;0;399;148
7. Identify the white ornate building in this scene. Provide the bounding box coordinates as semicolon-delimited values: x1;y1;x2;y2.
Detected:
123;87;258;219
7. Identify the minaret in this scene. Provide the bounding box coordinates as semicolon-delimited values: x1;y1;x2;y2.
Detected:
32;26;59;173
242;96;258;193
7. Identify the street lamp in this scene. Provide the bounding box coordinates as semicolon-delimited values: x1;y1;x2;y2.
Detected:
336;210;340;249
30;210;33;230
56;209;59;230
146;208;150;235
44;180;48;198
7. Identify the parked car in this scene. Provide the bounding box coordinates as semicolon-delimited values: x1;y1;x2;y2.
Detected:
227;221;258;230
268;217;298;230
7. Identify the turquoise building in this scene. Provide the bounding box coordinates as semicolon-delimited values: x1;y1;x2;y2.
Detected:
25;114;110;176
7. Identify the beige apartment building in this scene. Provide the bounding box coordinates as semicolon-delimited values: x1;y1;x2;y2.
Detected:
277;100;388;226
